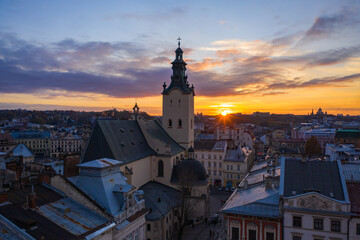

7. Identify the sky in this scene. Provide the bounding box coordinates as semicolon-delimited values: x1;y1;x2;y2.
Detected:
0;0;359;115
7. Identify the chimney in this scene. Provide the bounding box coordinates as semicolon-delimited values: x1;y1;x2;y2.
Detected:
265;177;272;190
27;186;36;209
64;155;80;178
243;179;248;189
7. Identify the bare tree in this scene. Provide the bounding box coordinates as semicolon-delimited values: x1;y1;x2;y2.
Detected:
173;164;204;240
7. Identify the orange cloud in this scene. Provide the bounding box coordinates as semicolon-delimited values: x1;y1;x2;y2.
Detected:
188;58;226;71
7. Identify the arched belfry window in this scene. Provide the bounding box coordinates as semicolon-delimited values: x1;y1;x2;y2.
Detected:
168;119;172;127
158;160;164;177
178;119;182;127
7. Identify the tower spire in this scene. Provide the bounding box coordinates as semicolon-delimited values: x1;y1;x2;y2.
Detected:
177;36;181;48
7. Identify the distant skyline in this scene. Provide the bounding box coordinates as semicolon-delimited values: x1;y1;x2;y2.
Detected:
0;0;359;115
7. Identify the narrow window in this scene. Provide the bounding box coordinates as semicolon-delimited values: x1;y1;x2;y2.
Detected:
248;229;256;240
168;119;172;127
331;220;341;232
158;160;164;177
293;216;302;228
231;227;239;240
178;119;182;127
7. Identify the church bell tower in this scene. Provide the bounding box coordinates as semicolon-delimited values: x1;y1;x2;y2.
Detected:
162;38;195;150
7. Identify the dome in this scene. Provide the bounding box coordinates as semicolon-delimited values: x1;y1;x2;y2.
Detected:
170;158;208;185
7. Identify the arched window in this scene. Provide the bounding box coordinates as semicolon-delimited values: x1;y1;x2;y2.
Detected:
178;119;182;127
158;160;164;177
168;119;172;127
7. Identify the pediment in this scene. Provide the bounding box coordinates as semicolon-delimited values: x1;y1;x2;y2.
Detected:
285;192;340;211
296;194;332;211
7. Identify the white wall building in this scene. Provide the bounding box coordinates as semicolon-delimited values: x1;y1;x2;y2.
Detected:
280;159;351;240
325;144;360;162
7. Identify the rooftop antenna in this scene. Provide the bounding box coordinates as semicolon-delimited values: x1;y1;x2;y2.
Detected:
177;36;181;48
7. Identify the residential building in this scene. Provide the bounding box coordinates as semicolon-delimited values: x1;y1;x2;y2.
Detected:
51;158;147;240
281;159;351;240
303;129;336;153
223;146;254;188
0;183;114;240
10;130;51;157
51;133;82;158
10;143;35;163
215;125;255;148
325;144;360;162
335;130;360;148
140;182;180;240
272;138;305;153
221;157;282;240
0;132;16;153
194;140;227;186
272;129;285;140
342;162;360;240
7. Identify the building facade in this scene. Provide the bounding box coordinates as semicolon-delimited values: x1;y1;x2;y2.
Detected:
281;159;351;240
51;133;82;158
10;130;51;157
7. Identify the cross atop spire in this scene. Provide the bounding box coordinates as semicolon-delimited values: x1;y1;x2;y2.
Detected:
177;37;181;48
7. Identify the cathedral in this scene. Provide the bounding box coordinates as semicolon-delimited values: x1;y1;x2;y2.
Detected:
80;40;209;240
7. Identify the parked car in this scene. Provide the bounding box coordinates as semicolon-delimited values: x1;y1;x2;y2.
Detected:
225;187;230;192
218;187;223;191
231;187;235;192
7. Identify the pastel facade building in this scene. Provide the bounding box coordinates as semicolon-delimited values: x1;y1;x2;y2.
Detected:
11;130;51;157
194;140;227;186
221;157;281;240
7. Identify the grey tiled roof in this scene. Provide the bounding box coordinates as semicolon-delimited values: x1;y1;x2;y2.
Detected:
81;119;183;164
82;120;154;164
342;163;360;182
283;159;345;201
139;181;180;220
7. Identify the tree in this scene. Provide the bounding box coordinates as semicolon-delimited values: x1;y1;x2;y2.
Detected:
172;163;207;240
304;136;322;155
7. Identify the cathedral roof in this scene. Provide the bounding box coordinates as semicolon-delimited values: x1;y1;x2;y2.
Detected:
81;119;184;164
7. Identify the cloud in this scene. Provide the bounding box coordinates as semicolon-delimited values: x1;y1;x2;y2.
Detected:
0;30;359;101
301;8;360;42
266;73;360;90
188;57;227;71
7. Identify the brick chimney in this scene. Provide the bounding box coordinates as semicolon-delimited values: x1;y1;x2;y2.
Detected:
64;155;80;178
27;186;36;209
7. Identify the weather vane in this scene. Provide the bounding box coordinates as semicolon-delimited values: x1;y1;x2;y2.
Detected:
177;37;181;48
